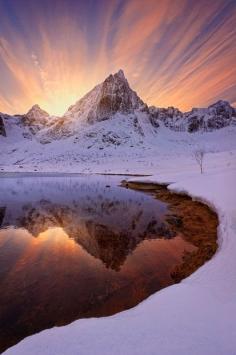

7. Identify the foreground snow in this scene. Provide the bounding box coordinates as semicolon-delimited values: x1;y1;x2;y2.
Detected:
3;145;236;355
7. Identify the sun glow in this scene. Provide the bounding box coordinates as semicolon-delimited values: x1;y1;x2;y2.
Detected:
0;0;235;116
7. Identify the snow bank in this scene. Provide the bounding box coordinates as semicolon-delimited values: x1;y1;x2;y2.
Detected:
4;151;236;355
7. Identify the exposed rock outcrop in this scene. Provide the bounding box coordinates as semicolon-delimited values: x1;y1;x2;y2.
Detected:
64;69;147;124
0;115;6;137
149;100;236;132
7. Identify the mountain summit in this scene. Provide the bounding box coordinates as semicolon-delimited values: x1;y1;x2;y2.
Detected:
19;104;51;134
64;69;147;124
25;104;49;122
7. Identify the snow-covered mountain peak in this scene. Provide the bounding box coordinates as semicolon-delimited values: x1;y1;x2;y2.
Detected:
25;104;50;121
208;100;230;108
149;100;236;132
30;104;41;110
62;69;146;125
104;69;126;83
16;104;52;135
207;100;234;115
115;69;126;80
37;70;151;142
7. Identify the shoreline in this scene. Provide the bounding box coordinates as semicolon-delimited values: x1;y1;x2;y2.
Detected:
0;172;151;178
122;180;218;283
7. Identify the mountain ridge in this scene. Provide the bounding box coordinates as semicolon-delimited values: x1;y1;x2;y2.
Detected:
0;70;236;140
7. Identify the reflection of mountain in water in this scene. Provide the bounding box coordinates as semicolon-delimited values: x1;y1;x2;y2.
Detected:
0;177;173;270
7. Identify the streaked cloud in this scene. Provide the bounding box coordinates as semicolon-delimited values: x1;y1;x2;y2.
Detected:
0;0;235;115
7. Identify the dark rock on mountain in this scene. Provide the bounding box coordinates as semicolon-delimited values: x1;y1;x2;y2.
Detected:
186;100;236;133
149;100;236;133
0;115;6;137
207;100;236;129
64;69;147;124
88;69;145;123
149;106;183;130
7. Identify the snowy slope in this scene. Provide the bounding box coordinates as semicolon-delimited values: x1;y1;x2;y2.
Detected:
1;121;236;174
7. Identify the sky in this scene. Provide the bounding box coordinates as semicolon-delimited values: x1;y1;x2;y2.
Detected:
0;0;236;116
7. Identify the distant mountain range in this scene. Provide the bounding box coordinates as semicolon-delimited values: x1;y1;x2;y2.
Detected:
1;70;236;144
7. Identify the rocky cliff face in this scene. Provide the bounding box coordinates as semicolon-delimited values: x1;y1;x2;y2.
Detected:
185;100;236;132
149;100;236;132
0;115;6;137
149;106;183;129
39;70;150;141
64;69;147;124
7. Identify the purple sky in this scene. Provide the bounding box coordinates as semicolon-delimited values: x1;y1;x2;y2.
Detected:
0;0;235;115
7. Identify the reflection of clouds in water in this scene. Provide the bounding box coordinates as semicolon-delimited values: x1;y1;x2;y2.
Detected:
0;176;199;353
0;177;172;271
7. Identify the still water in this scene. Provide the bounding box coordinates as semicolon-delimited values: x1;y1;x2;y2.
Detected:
0;176;196;352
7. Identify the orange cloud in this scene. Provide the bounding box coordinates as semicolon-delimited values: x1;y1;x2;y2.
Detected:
0;0;235;115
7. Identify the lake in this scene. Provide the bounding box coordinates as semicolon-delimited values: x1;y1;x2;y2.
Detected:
0;175;207;352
